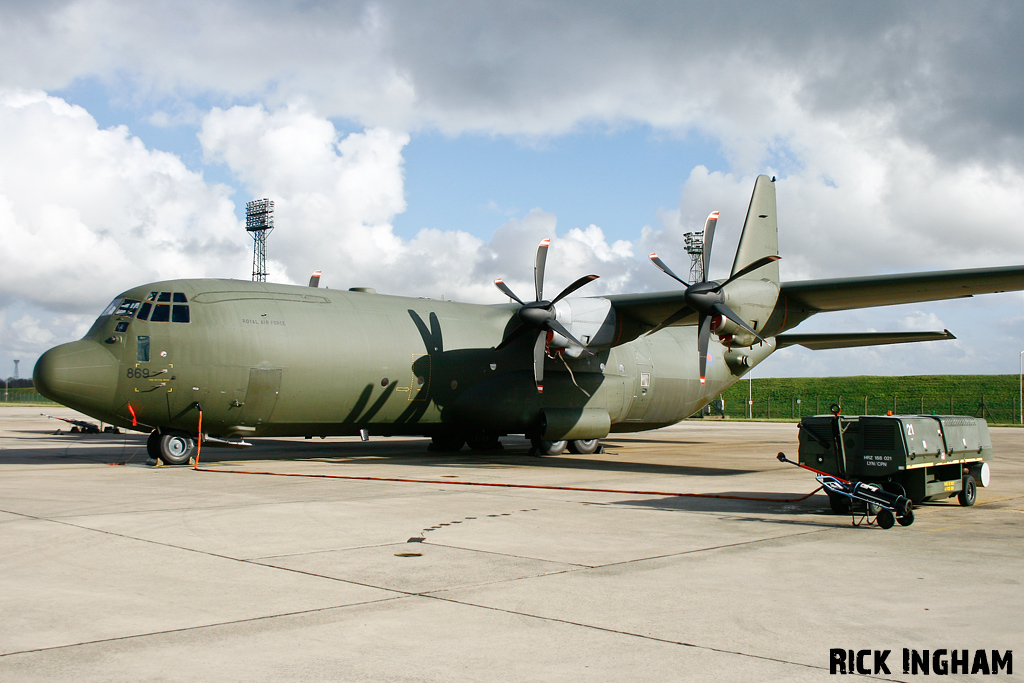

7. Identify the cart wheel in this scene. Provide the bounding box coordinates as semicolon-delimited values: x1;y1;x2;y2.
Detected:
897;509;915;527
876;509;896;529
957;475;977;507
827;490;851;515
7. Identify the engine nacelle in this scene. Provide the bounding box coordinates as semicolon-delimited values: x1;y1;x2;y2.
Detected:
711;315;759;348
549;297;616;357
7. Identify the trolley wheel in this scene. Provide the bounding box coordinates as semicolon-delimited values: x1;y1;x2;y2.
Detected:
155;430;195;465
958;475;977;507
826;490;851;515
897;509;915;527
876;509;896;529
567;439;601;454
532;439;567;456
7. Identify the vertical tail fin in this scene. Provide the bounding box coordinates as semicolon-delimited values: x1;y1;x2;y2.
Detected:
730;175;779;283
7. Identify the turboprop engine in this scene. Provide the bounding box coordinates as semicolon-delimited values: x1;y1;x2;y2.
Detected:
548;297;616;357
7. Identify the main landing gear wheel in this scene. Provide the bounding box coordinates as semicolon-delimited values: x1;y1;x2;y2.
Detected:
567;439;601;454
148;430;195;465
532;439;567;456
958;474;977;507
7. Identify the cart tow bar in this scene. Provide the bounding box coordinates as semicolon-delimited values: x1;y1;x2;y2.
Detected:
777;453;914;529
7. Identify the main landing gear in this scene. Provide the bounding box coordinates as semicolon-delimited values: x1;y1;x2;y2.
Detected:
147;429;196;465
529;438;603;456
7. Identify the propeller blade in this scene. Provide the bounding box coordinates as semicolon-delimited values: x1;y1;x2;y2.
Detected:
697;313;712;385
533;331;547;393
712;303;765;342
308;270;322;288
546;318;595;355
494;322;531;350
534;238;550;302
494;278;525;305
550;274;599;304
648;305;696;335
718;254;782;289
702;211;718;282
649;253;690;287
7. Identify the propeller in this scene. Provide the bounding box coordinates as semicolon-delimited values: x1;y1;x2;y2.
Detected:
649;211;780;385
493;238;599;393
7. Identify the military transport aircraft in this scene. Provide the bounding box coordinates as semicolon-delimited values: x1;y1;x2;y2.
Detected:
33;176;1024;464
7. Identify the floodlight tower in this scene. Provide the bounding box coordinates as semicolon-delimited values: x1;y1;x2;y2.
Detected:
13;360;19;380
684;231;704;283
246;199;275;282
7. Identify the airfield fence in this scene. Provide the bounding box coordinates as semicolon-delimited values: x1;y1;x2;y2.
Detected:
719;375;1023;425
0;388;54;404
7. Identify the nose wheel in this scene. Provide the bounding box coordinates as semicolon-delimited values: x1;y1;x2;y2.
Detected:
147;430;196;465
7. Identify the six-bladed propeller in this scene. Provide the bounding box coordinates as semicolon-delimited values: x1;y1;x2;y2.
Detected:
494;238;599;393
649;211;780;385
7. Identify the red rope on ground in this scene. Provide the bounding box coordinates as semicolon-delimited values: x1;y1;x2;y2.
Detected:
190;466;823;503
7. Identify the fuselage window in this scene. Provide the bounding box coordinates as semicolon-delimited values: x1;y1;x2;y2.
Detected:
173;292;188;303
157;292;172;302
137;302;152;320
114;299;141;317
150;304;171;322
171;305;190;323
137;336;150;362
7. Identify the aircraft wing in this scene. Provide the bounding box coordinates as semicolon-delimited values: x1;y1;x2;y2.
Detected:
603;290;694;328
775;330;955;350
779;265;1024;312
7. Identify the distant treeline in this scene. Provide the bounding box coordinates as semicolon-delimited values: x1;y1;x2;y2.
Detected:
720;375;1023;424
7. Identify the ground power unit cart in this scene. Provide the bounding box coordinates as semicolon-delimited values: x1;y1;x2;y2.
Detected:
795;411;992;516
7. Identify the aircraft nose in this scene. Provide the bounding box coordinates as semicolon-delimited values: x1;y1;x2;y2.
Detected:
34;340;119;413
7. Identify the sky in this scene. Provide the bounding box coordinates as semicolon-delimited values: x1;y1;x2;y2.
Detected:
2;0;1024;381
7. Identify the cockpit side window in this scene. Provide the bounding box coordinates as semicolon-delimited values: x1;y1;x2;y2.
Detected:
100;299;121;317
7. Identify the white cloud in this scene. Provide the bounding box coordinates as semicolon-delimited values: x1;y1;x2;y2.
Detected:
0;90;246;316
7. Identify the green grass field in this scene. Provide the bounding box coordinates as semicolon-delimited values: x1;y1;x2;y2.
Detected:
720;375;1022;424
4;376;1023;424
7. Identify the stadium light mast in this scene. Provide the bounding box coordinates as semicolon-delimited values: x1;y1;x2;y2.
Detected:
246;199;275;282
684;231;704;283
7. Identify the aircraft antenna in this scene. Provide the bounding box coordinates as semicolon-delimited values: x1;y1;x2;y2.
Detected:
246;199;275;282
684;231;704;283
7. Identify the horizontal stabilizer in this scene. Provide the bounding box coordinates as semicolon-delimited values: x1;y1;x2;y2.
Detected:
776;329;956;350
781;265;1024;312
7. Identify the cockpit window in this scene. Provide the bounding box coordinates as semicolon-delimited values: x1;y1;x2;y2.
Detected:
114;299;141;317
157;292;172;302
137;302;152;320
173;292;188;303
146;292;159;302
150;304;171;322
100;298;125;317
171;305;190;323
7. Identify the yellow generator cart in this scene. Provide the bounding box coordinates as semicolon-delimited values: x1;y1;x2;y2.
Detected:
797;413;992;512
